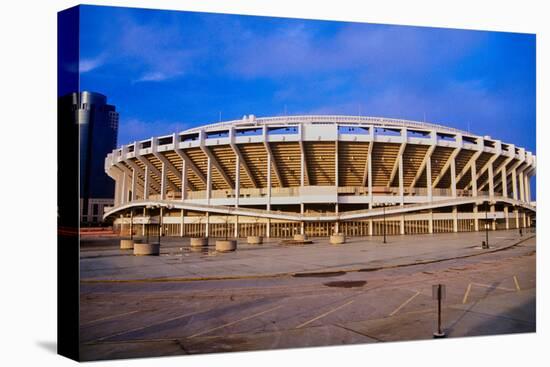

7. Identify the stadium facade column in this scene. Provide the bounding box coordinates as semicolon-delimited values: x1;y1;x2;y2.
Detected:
335;139;339;234
426;134;433;234
266;149;272;238
121;168;127;205
143;165;150;200
141;207;147;237
488;155;496;230
527;171;532;227
131;167;136;201
368;130;374;236
180;157;187;237
502;165;509;229
159;207;164;237
119;214;124;235
300;124;305;235
511;167;519;228
160;162;166;201
335;203;339;234
451;152;458;233
525;172;531;227
134;141;149;201
206;155;212;205
113;170;121;207
398;143;405;235
180;209;185;237
205;212;210;238
234;149;240;238
524;171;529;203
471;152;478;231
519;168;524;208
519;170;526;227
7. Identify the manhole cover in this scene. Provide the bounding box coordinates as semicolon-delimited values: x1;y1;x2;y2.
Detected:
323;280;367;288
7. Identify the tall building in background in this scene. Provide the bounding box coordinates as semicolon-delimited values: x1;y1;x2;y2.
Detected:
59;91;119;224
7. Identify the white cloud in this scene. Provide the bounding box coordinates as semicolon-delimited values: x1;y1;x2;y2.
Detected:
79;55;105;73
82;14;199;82
223;23;485;79
135;71;170;83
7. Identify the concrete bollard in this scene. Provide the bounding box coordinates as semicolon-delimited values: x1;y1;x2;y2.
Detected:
293;234;308;241
133;243;160;256
215;240;237;252
329;234;346;245
190;237;208;248
120;239;134;250
247;236;263;245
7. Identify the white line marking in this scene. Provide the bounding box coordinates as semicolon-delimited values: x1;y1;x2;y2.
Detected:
389;291;421;316
462;283;472;304
188;304;283;339
80;310;142;327
296;300;355;329
513;276;521;291
471;282;516;292
95;308;209;342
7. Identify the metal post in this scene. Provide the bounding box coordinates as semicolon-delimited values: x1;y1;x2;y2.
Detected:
433;284;446;338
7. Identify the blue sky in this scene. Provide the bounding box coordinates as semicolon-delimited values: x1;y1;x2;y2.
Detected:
78;5;536;158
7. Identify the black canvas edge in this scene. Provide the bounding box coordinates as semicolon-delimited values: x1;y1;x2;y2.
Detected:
57;5;81;361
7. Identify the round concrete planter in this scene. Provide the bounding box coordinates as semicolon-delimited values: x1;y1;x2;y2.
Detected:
293;234;308;241
190;237;208;248
247;236;263;245
215;240;237;252
330;234;346;245
133;243;160;256
120;239;134;250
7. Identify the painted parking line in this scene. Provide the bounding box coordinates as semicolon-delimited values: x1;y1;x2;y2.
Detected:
80;309;143;328
471;282;516;292
188;304;283;339
462;283;472;304
513;276;521;291
93;308;212;342
389;291;421;316
296;300;355;329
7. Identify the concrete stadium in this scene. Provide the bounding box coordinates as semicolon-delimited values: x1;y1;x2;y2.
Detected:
103;115;536;239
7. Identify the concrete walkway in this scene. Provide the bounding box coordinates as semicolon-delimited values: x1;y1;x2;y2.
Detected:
80;229;535;282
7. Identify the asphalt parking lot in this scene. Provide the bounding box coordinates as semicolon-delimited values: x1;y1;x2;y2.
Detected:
79;230;536;361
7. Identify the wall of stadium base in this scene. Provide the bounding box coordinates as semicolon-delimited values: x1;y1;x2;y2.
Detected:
114;210;534;238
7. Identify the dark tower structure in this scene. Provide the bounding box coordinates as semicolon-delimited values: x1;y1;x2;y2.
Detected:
59;91;119;223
